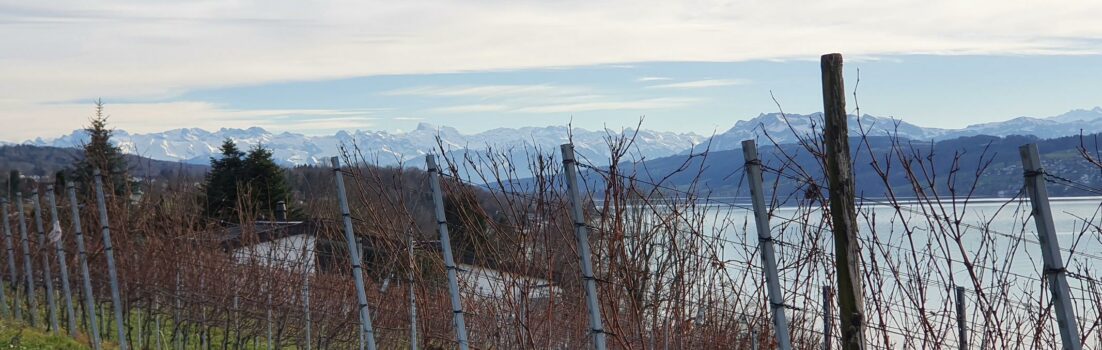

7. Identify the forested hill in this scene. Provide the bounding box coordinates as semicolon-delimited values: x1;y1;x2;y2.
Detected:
0;144;208;180
611;133;1102;198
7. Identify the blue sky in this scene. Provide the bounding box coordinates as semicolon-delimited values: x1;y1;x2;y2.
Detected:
1;1;1101;140
172;55;1102;135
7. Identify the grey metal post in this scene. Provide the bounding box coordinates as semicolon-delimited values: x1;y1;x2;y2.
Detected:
1020;144;1082;350
742;139;794;350
15;192;38;326
330;156;379;350
823;286;832;350
32;190;61;333
303;262;312;350
267;280;273;350
66;182;103;349
93;169;129;350
955;286;968;350
426;155;471;350
46;186;79;338
173;269;182;350
0;199;14;318
406;229;418;350
560;144;608;350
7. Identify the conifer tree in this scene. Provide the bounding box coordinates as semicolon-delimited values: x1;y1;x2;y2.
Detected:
73;100;129;193
243;145;291;217
203;139;246;220
202;141;292;221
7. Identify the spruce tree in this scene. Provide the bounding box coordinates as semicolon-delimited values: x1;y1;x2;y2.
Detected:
243;145;291;218
202;141;291;221
203;139;246;220
73;100;129;194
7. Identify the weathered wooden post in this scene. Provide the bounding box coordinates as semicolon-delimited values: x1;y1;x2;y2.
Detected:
954;286;968;350
742;139;794;350
426;155;470;350
561;143;608;350
1020;143;1083;350
67;181;103;349
821;52;866;350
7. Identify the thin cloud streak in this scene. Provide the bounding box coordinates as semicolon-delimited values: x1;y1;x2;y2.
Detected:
512;97;700;114
646;79;749;89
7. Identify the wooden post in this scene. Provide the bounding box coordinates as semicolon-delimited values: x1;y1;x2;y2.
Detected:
823;286;833;350
821;52;866;350
742;139;794;350
954;286;968;350
1020;143;1083;350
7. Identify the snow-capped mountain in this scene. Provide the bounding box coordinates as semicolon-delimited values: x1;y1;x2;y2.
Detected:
25;107;1102;167
31;123;704;167
703;107;1102;151
704;113;950;150
946;107;1102;139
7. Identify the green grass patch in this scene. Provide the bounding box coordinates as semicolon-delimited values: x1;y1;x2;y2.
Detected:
0;318;97;349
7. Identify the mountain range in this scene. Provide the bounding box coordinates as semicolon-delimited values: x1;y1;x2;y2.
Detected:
22;107;1102;167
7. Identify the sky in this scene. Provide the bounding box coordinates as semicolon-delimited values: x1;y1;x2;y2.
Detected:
2;1;1102;141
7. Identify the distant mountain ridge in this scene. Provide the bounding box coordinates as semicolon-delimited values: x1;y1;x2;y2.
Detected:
29;123;704;167
24;107;1102;167
703;107;1102;150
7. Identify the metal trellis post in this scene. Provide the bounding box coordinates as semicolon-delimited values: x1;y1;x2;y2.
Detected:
1020;143;1082;350
742;139;794;350
46;185;79;338
32;190;60;332
15;192;38;326
93;169;129;350
330;156;379;350
560;143;608;350
69;181;102;349
0;198;14;319
426;155;471;350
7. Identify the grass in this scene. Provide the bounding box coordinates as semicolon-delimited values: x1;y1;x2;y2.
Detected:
0;318;99;349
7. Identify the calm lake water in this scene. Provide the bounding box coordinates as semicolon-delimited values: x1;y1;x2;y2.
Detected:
695;196;1102;347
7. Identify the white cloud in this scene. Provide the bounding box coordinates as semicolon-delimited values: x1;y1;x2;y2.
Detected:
428;104;509;113
647;79;749;89
637;76;673;82
3;0;1102;138
513;98;699;113
382;84;588;98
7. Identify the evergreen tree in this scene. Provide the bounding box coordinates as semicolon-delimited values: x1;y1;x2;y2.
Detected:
7;170;18;199
203;139;246;220
242;145;291;217
202;141;292;221
73;100;129;193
